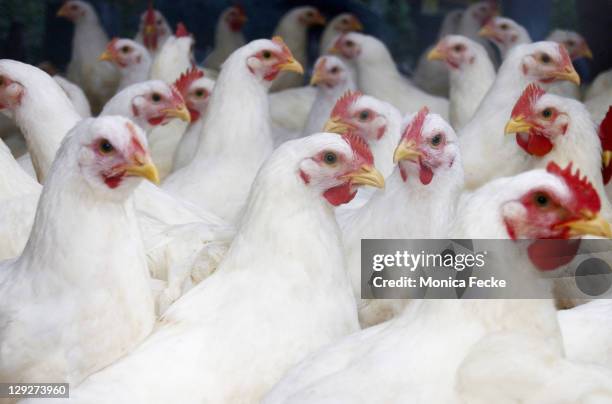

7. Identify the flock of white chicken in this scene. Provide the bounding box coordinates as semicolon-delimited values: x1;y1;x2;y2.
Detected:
1;0;612;402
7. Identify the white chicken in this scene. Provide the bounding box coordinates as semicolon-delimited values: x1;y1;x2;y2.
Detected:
0;116;157;387
270;6;326;92
57;0;119;113
42;132;387;404
303;55;356;136
202;5;247;71
456;0;499;62
264;162;612;404
478;16;532;60
99;38;152;91
0;60;81;182
585;67;612;101
172;68;216;171
134;4;172;57
428;35;496;130
330;32;450;118
459;41;580;190
503;84;610;218
163;37;303;223
412;9;464;97
343;107;464;327
320;13;363;56
547;29;592;99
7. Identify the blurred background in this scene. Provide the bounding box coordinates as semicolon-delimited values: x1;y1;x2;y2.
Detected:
0;0;611;82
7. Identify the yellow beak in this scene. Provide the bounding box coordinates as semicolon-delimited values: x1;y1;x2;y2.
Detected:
603;150;612;168
56;4;70;18
124;157;160;185
393;139;422;164
343;164;385;188
560;213;612;239
504;116;533;134
98;50;114;62
162;104;191;123
478;25;495;39
553;66;581;86
278;58;304;75
310;69;326;86
427;46;445;61
311;12;327;26
581;45;593;60
350;18;364;32
144;25;156;35
323;117;352;134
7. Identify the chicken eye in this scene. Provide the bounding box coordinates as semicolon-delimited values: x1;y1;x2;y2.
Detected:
194;89;206;97
431;134;443;146
306;11;314;17
262;50;272;59
346;40;354;48
358;110;370;121
453;44;465;52
98;139;115;154
534;193;549;207
500;23;509;30
121;46;131;53
323;151;338;165
70;4;78;10
341;18;349;24
330;66;340;74
541;108;553;119
566;40;575;47
151;93;162;102
540;53;551;64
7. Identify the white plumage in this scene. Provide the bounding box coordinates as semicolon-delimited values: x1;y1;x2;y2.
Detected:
0;116;155;386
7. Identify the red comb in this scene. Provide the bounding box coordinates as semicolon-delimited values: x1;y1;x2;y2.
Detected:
142;1;158;51
401;106;429;141
175;22;190;37
511;83;546;118
173;67;204;96
599;107;612;184
546;162;601;213
106;37;119;51
342;131;374;165
234;4;246;16
330;90;363;119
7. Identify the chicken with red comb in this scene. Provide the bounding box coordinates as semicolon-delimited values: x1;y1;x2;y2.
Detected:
265;162;612;404
172;67;217;171
503;84;612;221
134;2;171;56
163;38;304;223
150;22;198;85
100;38;152;90
51;132;385;404
203;5;248;70
341;107;464;327
0;116;157;387
459;41;581;190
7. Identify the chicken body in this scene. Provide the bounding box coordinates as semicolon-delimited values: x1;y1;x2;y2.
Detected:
44;133;362;404
0;117;155;389
163;40;279;223
203;6;246;71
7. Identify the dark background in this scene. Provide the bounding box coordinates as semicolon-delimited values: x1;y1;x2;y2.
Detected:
1;0;611;82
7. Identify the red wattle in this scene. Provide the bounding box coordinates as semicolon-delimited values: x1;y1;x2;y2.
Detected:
515;132;553;156
323;183;357;206
419;163;434;185
527;238;581;271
